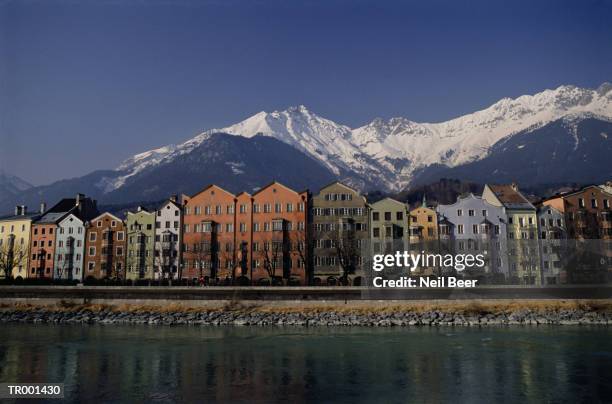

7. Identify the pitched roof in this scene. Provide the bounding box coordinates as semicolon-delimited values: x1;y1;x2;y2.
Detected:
487;184;534;210
252;180;303;197
0;211;41;222
189;184;235;200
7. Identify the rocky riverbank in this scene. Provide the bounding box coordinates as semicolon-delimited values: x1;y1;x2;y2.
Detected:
1;300;611;326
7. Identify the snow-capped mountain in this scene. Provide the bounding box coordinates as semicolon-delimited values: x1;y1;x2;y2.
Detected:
111;83;612;192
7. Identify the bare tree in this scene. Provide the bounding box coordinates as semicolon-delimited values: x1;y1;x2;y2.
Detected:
0;236;29;280
189;231;216;283
154;231;178;283
290;227;312;284
326;221;360;285
256;235;285;284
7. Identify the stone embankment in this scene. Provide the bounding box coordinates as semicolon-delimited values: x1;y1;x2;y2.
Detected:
0;300;610;326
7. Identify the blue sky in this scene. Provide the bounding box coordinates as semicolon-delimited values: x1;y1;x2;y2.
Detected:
1;0;611;185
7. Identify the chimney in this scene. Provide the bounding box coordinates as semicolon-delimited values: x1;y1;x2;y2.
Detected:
170;194;178;203
21;205;27;215
511;182;518;191
40;202;47;214
76;193;84;206
14;206;20;216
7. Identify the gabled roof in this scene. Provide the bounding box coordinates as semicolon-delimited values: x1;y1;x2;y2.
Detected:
159;198;182;210
189;184;236;200
252;180;303;197
127;207;152;215
58;213;84;226
486;184;534;210
317;180;360;195
558;184;612;198
370;197;408;209
89;212;123;224
538;184;612;204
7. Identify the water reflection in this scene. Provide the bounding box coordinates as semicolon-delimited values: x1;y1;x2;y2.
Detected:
0;325;611;403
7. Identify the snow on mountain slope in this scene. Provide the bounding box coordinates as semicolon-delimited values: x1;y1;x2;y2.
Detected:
110;83;612;192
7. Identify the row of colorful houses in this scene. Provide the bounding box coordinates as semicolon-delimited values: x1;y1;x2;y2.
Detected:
1;180;611;286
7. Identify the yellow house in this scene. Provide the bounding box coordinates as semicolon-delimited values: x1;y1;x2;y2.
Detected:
0;205;42;279
409;197;438;243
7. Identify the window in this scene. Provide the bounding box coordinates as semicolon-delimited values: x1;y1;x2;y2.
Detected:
298;202;305;212
239;204;247;213
591;199;598;208
264;204;271;213
88;262;95;271
578;198;585;208
396;212;403;221
227;205;234;214
240;223;246;232
286;203;293;212
384;212;391;221
427;215;433;223
604;199;610;209
88;247;96;256
97;221;102;227
482;210;487;217
468;210;475;217
472;224;478;234
253;204;260;213
253;222;260;232
373;212;380;221
457;209;463;217
274;203;281;213
457;225;464;234
272;220;283;231
226;223;234;232
373;227;380;237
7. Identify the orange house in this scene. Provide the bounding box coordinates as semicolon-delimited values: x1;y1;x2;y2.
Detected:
542;185;612;240
29;222;57;278
182;185;237;283
250;182;308;285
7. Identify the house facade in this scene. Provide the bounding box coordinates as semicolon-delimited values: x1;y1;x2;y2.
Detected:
54;214;86;281
250;182;308;285
542;185;612;240
541;185;612;283
182;185;236;283
536;205;566;285
125;208;155;281
437;193;508;278
0;205;41;279
483;184;540;284
409;200;438;244
28;194;98;279
311;182;369;286
154;199;183;280
370;198;409;254
85;213;126;280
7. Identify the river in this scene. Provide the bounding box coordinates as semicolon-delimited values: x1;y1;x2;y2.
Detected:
0;324;611;403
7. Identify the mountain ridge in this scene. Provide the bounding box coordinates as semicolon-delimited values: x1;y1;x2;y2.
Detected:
111;82;612;193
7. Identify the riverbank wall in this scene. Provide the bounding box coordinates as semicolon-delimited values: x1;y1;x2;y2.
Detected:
1;298;611;326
